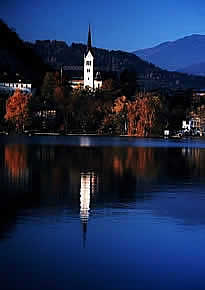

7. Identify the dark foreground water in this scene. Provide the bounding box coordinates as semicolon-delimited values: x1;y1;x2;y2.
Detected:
1;136;205;290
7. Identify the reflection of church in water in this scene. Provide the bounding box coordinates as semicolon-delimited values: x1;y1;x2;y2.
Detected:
80;171;99;247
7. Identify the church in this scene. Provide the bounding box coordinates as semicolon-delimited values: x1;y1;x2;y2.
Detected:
69;25;102;90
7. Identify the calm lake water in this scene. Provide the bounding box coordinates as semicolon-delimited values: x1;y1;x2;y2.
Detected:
1;136;205;290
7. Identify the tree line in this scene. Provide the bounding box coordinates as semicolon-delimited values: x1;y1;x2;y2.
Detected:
2;70;194;136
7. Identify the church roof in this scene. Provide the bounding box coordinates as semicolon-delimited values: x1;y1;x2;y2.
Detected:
86;25;94;56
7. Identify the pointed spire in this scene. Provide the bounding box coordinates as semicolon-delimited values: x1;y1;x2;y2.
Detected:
87;24;92;52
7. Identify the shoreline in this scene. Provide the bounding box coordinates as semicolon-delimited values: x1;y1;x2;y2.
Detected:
0;131;205;139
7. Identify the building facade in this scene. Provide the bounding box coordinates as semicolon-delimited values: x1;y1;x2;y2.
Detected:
0;80;32;93
68;26;102;90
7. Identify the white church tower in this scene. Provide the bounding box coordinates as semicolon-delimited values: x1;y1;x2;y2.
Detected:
84;25;94;89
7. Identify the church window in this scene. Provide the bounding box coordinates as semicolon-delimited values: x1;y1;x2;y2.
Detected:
86;61;91;66
86;61;92;66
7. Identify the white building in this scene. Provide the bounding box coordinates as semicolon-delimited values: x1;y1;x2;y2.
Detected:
69;26;102;91
84;25;94;89
182;118;200;132
84;25;103;90
0;80;32;93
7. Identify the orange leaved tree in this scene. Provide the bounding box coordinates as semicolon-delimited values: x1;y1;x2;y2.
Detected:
5;89;31;132
127;93;163;136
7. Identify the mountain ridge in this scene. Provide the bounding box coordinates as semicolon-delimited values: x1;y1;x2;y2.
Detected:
134;34;205;74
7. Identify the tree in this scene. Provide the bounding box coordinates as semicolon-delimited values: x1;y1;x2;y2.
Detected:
54;86;72;132
41;71;59;101
127;93;163;136
102;78;116;91
99;97;124;135
112;96;129;134
39;72;61;130
5;89;31;132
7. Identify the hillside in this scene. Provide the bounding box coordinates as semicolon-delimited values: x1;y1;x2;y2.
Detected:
0;19;49;82
28;41;205;89
28;40;161;74
134;34;205;73
177;62;205;76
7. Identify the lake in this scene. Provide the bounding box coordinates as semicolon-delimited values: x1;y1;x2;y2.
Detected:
0;136;205;290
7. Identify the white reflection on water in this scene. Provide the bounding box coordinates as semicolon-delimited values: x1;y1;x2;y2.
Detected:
80;173;91;224
80;137;91;147
80;171;99;246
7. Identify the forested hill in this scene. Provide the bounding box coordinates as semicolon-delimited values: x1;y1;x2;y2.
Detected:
31;41;160;72
1;19;205;89
28;41;205;89
0;19;49;82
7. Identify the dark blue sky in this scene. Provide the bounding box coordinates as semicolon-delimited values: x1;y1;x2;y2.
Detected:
1;0;205;51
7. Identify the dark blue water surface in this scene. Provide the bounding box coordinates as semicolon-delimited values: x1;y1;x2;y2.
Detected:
1;136;205;290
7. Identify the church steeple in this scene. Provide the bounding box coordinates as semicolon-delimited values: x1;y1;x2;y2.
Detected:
84;25;94;89
87;24;92;52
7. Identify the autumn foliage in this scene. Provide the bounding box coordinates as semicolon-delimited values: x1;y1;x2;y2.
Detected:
5;89;31;131
101;93;163;136
2;69;165;136
127;93;163;136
